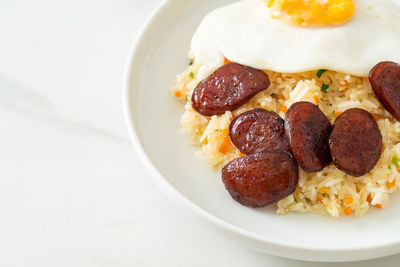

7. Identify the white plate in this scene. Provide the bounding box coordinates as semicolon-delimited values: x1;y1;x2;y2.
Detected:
124;0;400;262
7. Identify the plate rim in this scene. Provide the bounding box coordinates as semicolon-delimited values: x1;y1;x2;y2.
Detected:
122;0;400;261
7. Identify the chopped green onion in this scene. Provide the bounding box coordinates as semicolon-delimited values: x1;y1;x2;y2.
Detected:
189;72;194;79
189;59;193;66
391;155;400;168
316;69;328;78
321;83;330;93
294;197;298;203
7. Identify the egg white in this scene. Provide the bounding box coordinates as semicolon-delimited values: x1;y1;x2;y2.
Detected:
191;0;400;79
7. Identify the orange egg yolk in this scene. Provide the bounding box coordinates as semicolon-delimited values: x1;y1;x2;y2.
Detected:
265;0;355;27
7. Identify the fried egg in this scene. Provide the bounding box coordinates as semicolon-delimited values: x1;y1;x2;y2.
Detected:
191;0;400;80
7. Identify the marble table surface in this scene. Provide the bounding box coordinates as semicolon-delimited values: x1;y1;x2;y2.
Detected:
1;0;399;266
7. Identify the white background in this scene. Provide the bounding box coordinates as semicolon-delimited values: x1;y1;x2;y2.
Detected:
0;0;399;266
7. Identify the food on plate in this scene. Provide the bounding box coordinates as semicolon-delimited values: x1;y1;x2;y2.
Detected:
369;62;400;121
329;108;383;177
222;150;299;208
229;108;291;155
192;62;270;116
285;101;332;172
171;0;400;217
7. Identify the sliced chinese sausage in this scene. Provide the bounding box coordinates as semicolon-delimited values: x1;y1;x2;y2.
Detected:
222;150;299;208
329;108;382;177
285;101;332;172
191;62;270;116
229;108;291;155
369;61;400;121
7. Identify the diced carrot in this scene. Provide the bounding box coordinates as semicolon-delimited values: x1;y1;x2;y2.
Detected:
219;132;232;154
344;196;353;205
376;204;383;209
397;167;400;173
280;105;288;113
344;207;352;216
374;114;380;121
387;178;396;188
224;57;231;64
276;94;285;100
203;137;208;145
320;186;328;194
381;145;385;154
174;91;182;98
222;129;229;136
367;194;373;203
313;95;319;104
235;149;244;157
219;137;230;154
333;111;343;118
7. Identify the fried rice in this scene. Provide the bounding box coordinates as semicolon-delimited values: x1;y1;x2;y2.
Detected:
171;59;400;217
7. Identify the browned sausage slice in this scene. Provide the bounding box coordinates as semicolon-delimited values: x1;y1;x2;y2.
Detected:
285;101;332;172
329;108;382;177
229;108;291;155
192;63;270;116
369;61;400;121
222;150;299;208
